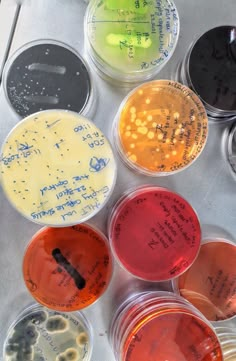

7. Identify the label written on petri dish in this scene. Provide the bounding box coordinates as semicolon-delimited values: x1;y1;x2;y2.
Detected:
178;240;236;321
123;311;223;361
116;80;208;175
109;186;201;281
86;0;179;79
0;110;116;226
4;42;92;117
4;305;92;361
23;225;113;311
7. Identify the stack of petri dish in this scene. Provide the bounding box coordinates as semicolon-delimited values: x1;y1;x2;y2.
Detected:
215;327;236;361
110;291;223;361
178;26;236;121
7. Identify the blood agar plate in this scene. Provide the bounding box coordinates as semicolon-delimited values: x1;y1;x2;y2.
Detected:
0;110;117;226
179;26;236;119
108;185;201;281
110;291;223;361
84;0;179;83
3;40;95;118
176;239;236;321
113;80;208;176
3;303;92;361
23;224;113;311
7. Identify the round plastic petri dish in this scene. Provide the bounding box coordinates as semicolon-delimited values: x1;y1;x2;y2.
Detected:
214;327;236;361
174;238;236;322
178;26;236;120
84;0;179;84
0;109;117;226
3;303;92;361
225;121;236;177
2;39;96;118
108;185;201;282
113;80;208;176
110;291;223;361
23;224;113;311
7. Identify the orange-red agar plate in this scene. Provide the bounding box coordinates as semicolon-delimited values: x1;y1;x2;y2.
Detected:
177;240;236;321
23;224;113;311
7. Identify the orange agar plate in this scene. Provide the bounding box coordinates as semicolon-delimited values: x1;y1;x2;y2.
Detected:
114;80;208;176
110;291;223;361
177;239;236;321
23;224;113;311
123;310;222;361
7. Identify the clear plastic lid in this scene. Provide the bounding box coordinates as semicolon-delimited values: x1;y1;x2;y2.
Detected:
113;80;208;176
0;109;117;226
2;39;96;118
3;303;93;361
225;121;236;177
108;185;201;282
84;0;179;83
174;238;236;321
110;291;223;361
178;26;236;119
215;327;236;361
23;224;113;311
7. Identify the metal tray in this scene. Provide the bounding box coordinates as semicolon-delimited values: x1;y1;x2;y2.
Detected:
0;0;235;360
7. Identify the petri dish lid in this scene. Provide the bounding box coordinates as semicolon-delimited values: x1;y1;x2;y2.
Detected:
3;303;92;361
84;0;179;83
23;224;113;311
176;238;236;321
3;39;95;118
226;121;236;174
0;109;117;226
113;80;208;176
215;327;236;361
108;185;201;282
187;26;236;116
121;306;223;361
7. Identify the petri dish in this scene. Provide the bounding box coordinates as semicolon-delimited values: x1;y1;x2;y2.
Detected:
108;185;201;281
215;327;236;361
113;80;208;176
226;121;236;176
0;110;117;226
110;291;223;361
23;224;113;311
3;303;92;361
3;40;95;118
179;26;236;119
175;238;236;321
84;0;179;83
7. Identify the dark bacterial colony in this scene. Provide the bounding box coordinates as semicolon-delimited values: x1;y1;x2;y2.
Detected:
4;309;90;361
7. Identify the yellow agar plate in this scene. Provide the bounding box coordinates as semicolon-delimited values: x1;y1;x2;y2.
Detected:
0;110;116;226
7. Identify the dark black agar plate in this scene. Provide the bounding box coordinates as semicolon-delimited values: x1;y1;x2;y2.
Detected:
188;26;236;114
4;41;92;117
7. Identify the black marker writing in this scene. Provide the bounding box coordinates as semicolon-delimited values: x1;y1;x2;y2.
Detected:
52;248;86;290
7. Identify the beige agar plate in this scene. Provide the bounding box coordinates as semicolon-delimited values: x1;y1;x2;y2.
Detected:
0;110;116;226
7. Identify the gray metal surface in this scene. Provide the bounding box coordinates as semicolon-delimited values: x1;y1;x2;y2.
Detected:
0;0;236;360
